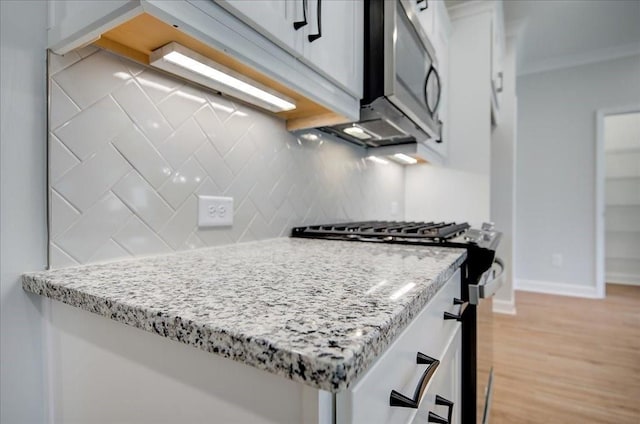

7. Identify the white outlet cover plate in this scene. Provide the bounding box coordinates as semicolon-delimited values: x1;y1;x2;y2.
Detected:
198;196;233;227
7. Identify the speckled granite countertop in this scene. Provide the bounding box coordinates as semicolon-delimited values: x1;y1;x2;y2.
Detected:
23;238;466;392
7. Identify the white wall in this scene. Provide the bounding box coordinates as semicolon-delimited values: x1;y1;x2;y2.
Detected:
490;35;517;309
405;165;490;228
515;54;640;295
447;12;492;176
0;1;48;423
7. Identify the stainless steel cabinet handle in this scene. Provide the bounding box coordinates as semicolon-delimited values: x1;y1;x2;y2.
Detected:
308;0;322;42
390;352;440;408
444;298;468;321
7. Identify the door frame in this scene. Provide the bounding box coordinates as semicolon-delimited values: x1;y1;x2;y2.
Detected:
595;104;640;298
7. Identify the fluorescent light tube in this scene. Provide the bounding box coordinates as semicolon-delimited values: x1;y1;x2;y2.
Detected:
393;153;418;165
150;42;296;113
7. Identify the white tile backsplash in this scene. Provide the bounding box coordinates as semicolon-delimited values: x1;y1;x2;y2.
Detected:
48;49;405;268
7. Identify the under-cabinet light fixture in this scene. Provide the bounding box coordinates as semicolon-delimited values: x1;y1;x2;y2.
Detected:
367;156;389;165
393;153;418;165
343;125;373;140
150;42;296;113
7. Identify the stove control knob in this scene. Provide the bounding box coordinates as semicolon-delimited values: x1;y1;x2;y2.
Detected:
481;222;495;231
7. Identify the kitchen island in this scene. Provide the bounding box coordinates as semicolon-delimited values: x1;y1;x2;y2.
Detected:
23;238;466;423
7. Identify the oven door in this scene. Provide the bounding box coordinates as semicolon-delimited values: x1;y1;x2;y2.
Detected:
471;259;504;424
384;0;441;140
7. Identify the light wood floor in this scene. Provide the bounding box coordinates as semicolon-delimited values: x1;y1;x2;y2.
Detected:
491;284;640;424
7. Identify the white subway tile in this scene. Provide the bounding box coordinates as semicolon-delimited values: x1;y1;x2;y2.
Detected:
49;135;80;182
49;51;82;75
53;144;131;212
158;85;207;129
49;243;80;269
159;195;198;249
54;96;131;160
52;51;129;108
114;216;172;256
87;239;131;263
112;126;173;189
50;190;80;238
55;192;132;263
182;232;206;250
159;157;207;209
224;132;257;176
112;80;174;146
158;118;207;169
112;171;174;233
194;142;234;192
135;70;182;103
50;81;80;130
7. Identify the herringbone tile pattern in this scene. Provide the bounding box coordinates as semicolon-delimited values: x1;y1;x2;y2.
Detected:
48;48;404;268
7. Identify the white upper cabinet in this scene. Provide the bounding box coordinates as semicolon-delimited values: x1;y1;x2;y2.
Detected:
300;0;363;98
216;0;363;98
46;0;363;129
215;1;301;54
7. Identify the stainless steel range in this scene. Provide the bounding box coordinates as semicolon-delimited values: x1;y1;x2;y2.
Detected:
291;220;504;424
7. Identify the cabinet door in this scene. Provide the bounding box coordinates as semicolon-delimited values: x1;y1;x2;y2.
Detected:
216;1;300;54
300;0;363;97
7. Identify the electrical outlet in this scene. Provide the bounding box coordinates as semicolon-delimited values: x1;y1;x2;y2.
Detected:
551;253;563;268
198;196;233;227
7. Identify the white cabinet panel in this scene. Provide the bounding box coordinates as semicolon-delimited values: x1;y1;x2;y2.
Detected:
216;0;301;54
300;0;363;98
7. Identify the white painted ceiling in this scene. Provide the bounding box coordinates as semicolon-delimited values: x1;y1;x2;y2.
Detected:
503;0;640;75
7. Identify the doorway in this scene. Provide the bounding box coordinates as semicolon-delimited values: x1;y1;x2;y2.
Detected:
596;106;640;297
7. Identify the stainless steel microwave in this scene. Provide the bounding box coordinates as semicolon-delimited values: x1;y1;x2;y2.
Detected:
319;0;442;149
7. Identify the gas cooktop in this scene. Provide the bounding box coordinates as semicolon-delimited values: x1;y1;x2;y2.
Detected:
291;220;502;284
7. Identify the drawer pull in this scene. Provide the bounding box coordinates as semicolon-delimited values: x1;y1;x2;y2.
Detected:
444;298;468;321
435;395;454;422
428;411;448;424
389;353;440;408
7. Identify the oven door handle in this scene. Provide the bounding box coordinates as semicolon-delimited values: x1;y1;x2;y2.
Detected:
469;257;505;305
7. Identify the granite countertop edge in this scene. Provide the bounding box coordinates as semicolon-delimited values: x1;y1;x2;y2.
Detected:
22;240;467;393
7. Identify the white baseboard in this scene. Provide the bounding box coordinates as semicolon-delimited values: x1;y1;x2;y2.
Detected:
516;279;602;299
606;272;640;286
492;298;516;315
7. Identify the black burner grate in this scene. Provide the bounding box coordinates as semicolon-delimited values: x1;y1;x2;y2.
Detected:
292;221;471;242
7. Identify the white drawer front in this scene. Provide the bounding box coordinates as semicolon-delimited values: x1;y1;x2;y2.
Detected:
337;269;462;424
412;327;462;424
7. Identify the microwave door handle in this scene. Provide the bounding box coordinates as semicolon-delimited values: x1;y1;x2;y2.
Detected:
469;258;505;304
